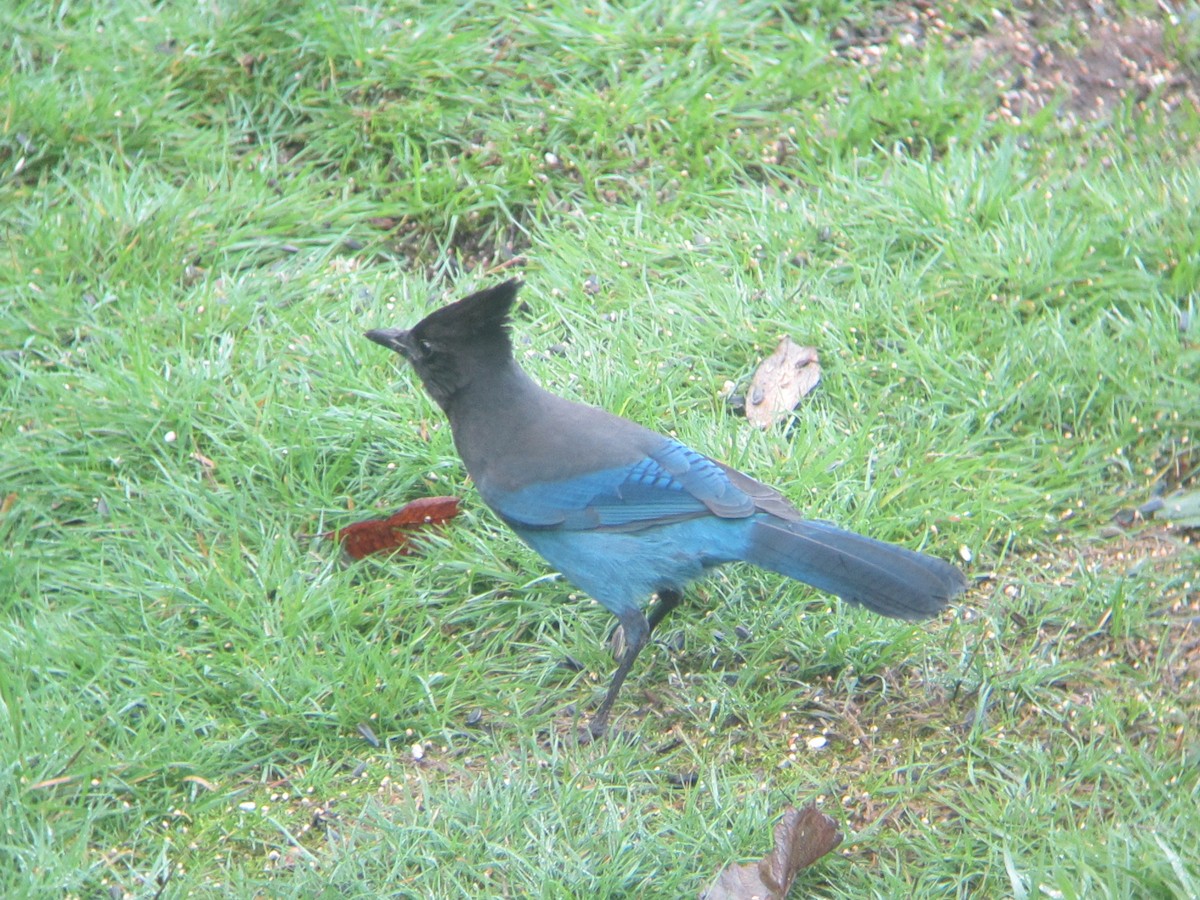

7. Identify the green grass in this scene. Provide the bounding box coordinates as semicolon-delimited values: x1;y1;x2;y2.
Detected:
2;0;1198;896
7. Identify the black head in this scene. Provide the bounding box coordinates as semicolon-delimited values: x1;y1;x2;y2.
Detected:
365;278;522;409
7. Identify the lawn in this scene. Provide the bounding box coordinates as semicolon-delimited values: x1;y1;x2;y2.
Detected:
2;1;1198;897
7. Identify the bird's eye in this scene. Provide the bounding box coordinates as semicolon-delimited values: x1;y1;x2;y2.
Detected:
417;339;434;356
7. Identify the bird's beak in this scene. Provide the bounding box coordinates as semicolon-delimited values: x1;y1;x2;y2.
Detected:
364;328;410;355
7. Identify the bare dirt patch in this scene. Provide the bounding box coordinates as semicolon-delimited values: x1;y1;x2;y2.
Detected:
834;1;1200;127
967;3;1200;125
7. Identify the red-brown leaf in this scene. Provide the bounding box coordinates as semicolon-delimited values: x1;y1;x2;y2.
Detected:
701;804;843;900
326;496;460;559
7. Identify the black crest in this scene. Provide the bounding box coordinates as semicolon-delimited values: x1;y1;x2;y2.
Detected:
412;278;523;344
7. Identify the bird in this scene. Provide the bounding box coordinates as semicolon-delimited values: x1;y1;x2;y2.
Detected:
365;279;966;738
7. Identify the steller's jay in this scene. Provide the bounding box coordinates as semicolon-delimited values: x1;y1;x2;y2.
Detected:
366;279;966;738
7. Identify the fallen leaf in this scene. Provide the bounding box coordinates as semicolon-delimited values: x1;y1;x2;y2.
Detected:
238;52;262;76
701;804;843;900
325;496;460;559
191;451;217;471
745;338;821;428
0;492;16;516
182;775;219;792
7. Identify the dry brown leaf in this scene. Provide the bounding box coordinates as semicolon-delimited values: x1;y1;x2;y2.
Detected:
191;451;216;471
701;804;843;900
238;53;262;76
745;338;820;428
182;775;219;792
325;496;461;559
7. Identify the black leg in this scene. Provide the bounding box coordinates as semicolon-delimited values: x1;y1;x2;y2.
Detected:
646;588;682;633
588;608;649;739
606;589;682;659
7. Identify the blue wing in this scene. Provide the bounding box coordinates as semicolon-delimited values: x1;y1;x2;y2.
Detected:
484;438;756;531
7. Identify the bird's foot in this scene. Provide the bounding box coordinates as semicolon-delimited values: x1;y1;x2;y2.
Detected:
576;722;639;746
582;710;610;744
575;725;602;746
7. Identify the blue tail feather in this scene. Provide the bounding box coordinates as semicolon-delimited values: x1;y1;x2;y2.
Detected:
744;517;964;620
